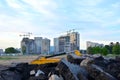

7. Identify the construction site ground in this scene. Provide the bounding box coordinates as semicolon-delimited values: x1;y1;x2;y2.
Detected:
0;55;66;66
0;54;120;80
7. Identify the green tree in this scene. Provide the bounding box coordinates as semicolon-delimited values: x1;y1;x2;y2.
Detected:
5;47;19;53
87;47;102;54
101;47;109;56
112;42;120;55
22;46;26;54
92;46;102;54
87;47;93;54
104;45;110;54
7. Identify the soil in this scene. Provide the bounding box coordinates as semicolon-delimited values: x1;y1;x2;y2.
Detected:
0;55;38;66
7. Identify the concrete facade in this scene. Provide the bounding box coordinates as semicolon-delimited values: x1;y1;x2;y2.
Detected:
21;37;50;55
86;41;104;48
54;32;80;54
34;37;42;54
42;38;50;54
54;38;59;54
21;38;35;54
0;49;4;55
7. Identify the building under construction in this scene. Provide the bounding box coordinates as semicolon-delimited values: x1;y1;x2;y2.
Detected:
21;37;50;55
54;31;80;54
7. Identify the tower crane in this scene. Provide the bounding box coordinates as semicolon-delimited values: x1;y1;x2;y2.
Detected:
19;32;32;38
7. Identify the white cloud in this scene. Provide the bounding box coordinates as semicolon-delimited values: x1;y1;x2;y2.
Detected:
23;0;58;18
0;0;120;49
6;0;24;9
0;14;37;32
112;2;120;9
75;2;120;29
76;0;103;6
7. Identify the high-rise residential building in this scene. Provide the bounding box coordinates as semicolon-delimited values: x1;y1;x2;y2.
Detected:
42;38;50;54
21;38;35;54
59;35;70;53
34;37;42;54
21;37;50;55
0;49;4;55
54;31;80;54
54;38;59;54
86;41;104;48
68;32;80;51
29;39;35;54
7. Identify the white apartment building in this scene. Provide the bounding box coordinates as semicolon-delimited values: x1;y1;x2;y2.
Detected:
86;41;104;48
54;32;80;54
68;32;80;51
42;38;50;54
0;49;4;55
54;38;59;54
21;37;50;55
21;38;35;54
34;37;42;54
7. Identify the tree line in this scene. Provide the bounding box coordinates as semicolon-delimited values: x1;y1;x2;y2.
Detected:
5;47;20;53
87;42;120;56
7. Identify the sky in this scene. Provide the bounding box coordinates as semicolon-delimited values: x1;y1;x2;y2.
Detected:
0;0;120;50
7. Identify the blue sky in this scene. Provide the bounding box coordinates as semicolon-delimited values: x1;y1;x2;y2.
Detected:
0;0;120;50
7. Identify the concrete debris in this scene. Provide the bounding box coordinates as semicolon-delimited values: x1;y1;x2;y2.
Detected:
0;55;120;80
30;70;35;75
35;70;45;77
48;74;64;80
56;59;88;80
86;64;117;80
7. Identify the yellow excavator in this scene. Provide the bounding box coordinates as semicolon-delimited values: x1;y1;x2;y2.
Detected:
31;50;82;65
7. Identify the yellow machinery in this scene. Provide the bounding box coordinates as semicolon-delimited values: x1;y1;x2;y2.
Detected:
30;53;66;65
74;50;82;56
31;57;61;65
31;50;82;65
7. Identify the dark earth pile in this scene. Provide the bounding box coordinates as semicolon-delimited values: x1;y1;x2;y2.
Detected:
0;54;120;80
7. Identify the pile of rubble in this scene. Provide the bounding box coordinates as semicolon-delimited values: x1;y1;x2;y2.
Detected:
0;54;120;80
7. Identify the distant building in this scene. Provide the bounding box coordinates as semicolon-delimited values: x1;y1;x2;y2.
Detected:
86;41;104;48
21;38;35;54
80;50;87;54
54;31;80;54
34;37;42;54
59;35;70;53
54;38;59;54
68;32;80;51
42;38;50;54
21;37;50;55
0;49;4;55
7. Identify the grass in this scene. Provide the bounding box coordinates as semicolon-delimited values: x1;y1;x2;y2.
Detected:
106;54;120;58
0;56;18;60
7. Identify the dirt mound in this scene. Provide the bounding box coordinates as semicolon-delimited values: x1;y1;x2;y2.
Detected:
0;55;120;80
